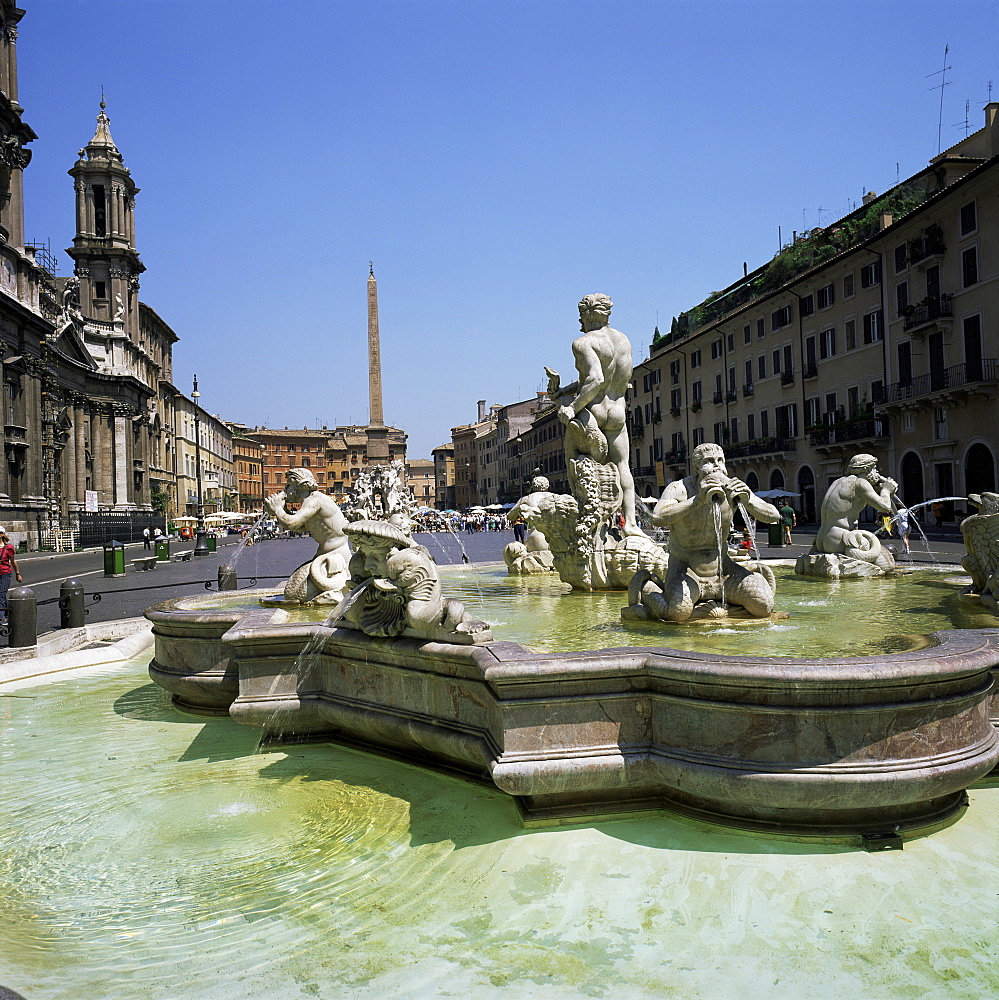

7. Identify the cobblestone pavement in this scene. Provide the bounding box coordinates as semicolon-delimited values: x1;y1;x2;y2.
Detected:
4;524;969;643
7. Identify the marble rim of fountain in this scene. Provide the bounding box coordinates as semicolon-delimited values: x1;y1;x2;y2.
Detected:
145;593;999;836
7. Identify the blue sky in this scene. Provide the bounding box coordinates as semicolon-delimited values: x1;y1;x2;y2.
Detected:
18;0;999;457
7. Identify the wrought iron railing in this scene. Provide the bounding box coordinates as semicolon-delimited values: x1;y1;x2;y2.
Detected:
874;359;997;404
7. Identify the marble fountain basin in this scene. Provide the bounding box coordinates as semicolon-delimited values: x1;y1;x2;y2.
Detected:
145;565;999;836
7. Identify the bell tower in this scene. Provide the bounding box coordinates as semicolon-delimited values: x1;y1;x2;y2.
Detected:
66;101;144;341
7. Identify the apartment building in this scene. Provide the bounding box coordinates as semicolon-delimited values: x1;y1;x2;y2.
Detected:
630;104;999;523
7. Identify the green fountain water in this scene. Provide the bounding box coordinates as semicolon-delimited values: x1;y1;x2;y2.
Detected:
0;652;997;1000
182;563;997;658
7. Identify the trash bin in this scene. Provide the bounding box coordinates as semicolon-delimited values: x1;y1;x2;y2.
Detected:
206;535;217;553
103;540;126;577
155;538;170;562
767;523;783;547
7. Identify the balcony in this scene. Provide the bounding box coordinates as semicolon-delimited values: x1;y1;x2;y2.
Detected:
635;465;655;479
652;410;663;423
803;361;818;380
724;437;796;459
742;383;754;398
874;359;997;406
808;417;889;447
669;407;681;418
712;391;724;405
664;449;687;466
780;369;795;386
4;423;27;447
725;389;738;402
902;294;953;332
908;225;945;266
691;400;702;413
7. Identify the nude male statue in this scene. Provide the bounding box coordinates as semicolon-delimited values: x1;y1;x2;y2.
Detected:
813;453;897;563
629;442;781;621
264;467;351;602
548;293;640;534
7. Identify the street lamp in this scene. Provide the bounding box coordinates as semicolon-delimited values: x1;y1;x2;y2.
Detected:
192;374;209;557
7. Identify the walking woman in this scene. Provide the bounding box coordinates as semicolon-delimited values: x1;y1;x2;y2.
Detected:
0;534;22;623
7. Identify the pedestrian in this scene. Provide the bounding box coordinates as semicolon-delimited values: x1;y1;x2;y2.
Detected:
894;507;912;555
513;518;526;543
0;533;22;623
153;526;163;541
931;501;944;531
142;526;152;550
778;498;796;544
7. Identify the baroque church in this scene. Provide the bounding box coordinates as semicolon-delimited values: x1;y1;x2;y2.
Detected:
0;1;179;548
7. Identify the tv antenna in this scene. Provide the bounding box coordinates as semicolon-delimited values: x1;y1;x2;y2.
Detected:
928;43;951;154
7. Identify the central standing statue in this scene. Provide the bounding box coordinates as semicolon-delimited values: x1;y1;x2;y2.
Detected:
624;443;781;621
520;294;667;590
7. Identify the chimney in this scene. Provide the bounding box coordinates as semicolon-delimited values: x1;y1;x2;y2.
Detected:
986;102;999;156
477;399;487;422
862;190;878;206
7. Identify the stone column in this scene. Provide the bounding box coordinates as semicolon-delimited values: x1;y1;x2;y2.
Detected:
93;407;113;506
113;404;131;508
75;403;87;498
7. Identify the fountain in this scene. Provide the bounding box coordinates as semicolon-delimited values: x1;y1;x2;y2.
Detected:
795;453;898;578
145;294;999;837
502;474;557;575
623;442;782;622
961;491;999;612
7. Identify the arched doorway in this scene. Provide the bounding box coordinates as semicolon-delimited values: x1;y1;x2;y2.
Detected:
746;471;759;492
769;469;785;492
797;465;816;523
965;442;996;496
900;452;924;507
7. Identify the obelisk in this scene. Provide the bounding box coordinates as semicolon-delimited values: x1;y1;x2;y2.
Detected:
365;263;390;462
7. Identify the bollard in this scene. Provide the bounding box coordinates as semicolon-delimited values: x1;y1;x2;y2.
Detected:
7;587;36;648
59;578;86;629
218;564;238;591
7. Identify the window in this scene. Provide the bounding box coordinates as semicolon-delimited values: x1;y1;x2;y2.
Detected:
692;380;702;402
772;349;781;375
847;386;860;418
897;342;912;386
824;393;838;422
670;388;681;410
758;355;767;380
800;294;814;318
711;339;723;360
726;333;735;353
894;244;908;273
960;201;977;236
94;280;107;299
817;283;834;309
845;319;857;351
783;344;793;374
690;350;701;369
743;324;751;345
775;403;798;438
820;328;836;360
757;318;765;339
771;305;792;330
714;372;723;395
728;367;736;392
860;261;881;288
760;410;769;438
902;411;914;431
744;359;753;386
653;438;663;461
642;373;652;393
805;397;820;426
713;421;725;444
962;246;979;287
730;418;739;444
805;336;817;369
896;281;908;316
747;414;755;439
934;406;948;442
670;360;681;385
692;426;705;446
863;310;883;344
93;184;107;237
843;273;855;298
